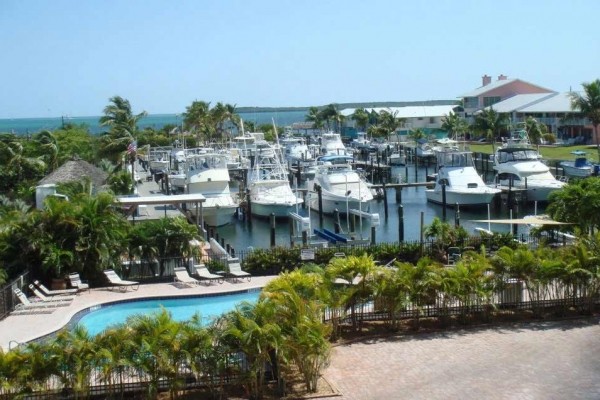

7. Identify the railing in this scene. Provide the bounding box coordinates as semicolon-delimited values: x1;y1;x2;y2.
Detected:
0;271;30;320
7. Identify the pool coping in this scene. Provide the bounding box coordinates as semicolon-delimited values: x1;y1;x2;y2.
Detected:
1;276;276;350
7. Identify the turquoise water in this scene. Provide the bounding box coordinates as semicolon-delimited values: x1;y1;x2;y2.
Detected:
78;290;260;336
0;110;308;135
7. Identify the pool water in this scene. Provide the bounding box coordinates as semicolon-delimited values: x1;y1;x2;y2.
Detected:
78;291;260;336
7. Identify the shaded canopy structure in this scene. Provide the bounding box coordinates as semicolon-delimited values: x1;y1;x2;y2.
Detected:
38;158;108;192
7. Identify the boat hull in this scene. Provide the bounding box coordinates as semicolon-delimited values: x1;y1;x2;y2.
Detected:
250;201;303;218
188;203;238;227
425;189;499;206
560;163;593;178
309;193;371;214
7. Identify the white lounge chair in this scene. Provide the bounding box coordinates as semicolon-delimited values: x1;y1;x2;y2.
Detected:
227;262;251;282
103;269;140;291
13;288;58;313
68;273;90;292
194;265;224;285
28;284;74;304
34;280;79;296
174;267;200;286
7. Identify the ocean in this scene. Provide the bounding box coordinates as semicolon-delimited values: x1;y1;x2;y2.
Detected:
0;110;308;135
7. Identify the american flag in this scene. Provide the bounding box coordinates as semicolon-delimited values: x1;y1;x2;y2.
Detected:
127;140;137;154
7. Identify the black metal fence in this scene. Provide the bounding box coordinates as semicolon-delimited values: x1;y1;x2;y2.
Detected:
0;271;30;321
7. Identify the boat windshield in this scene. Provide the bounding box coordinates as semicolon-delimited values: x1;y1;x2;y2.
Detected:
497;149;539;163
437;152;473;167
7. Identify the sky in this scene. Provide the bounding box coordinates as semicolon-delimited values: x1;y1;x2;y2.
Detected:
0;0;598;119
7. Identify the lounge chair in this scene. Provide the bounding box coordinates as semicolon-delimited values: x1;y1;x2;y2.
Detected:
28;284;74;304
174;267;200;286
103;269;140;291
13;288;58;312
68;273;90;292
227;262;251;282
34;280;79;296
194;265;224;285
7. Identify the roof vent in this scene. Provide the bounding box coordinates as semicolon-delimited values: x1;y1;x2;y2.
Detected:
498;74;508;81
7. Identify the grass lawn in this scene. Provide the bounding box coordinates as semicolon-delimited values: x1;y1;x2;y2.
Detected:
469;143;600;163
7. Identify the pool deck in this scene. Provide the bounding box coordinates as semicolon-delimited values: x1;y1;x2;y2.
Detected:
0;276;276;351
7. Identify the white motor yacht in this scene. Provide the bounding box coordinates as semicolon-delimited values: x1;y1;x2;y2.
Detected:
319;132;352;156
426;148;501;206
306;155;373;214
493;125;566;202
186;153;238;226
247;144;303;218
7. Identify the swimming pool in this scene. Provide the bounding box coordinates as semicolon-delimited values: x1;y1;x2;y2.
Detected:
77;290;260;336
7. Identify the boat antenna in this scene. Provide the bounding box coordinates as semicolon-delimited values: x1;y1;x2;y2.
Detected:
240;118;245;135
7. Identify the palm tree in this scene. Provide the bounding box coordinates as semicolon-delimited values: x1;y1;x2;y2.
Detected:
183;100;212;143
305;107;324;132
525;116;549;146
569;79;600;145
378;109;405;140
472;107;509;143
351;108;369;132
98;96;147;163
99;95;147;135
441;113;469;140
37;130;59;171
128;309;186;400
222;300;281;400
94;327;135;398
325;254;377;331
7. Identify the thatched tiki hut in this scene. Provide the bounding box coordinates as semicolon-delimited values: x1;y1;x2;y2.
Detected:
35;157;108;208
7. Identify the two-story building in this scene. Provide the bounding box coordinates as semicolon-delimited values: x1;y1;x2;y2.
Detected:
461;74;593;143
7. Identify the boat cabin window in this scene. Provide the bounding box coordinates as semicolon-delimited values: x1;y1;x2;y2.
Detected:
438;178;450;186
497;149;539;163
467;183;478;188
438;152;472;167
497;173;520;181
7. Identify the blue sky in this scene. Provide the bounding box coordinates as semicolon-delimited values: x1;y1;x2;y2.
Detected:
1;0;598;118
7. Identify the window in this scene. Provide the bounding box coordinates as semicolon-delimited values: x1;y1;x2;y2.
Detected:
429;117;435;124
483;96;501;107
464;97;478;108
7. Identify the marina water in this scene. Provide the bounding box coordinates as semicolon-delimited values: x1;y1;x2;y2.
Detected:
216;165;543;252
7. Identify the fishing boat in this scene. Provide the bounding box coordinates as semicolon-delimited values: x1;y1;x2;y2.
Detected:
560;150;595;178
493;124;566;202
426;146;501;206
247;142;303;218
319;132;352;156
306;155;373;214
186;153;238;226
389;149;407;165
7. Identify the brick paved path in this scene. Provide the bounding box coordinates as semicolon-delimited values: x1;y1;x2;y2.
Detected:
322;318;600;400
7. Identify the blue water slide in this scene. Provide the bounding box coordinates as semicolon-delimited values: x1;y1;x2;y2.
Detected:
313;228;338;244
322;228;348;243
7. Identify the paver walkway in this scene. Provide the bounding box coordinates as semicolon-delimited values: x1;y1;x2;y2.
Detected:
322;318;600;400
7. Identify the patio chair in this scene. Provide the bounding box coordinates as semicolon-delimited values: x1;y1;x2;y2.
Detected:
13;288;59;312
68;273;90;292
103;269;140;291
194;265;224;285
34;280;79;297
28;284;74;304
174;267;200;286
227;262;251;282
